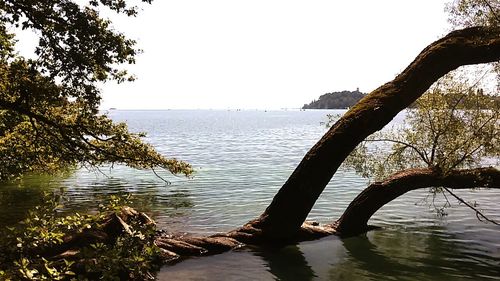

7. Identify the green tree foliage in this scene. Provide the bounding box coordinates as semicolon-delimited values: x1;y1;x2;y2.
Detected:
0;0;193;180
447;0;500;85
341;0;500;181
342;72;499;181
447;0;499;27
302;90;365;109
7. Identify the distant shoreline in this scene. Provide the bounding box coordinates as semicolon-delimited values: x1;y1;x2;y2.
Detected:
101;108;349;112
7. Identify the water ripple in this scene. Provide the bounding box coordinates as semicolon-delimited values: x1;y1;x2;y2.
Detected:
2;109;499;280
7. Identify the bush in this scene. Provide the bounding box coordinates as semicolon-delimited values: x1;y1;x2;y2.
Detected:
0;193;162;280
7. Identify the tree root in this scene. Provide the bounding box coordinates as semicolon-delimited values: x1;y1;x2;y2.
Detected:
38;207;339;265
153;220;338;263
39;169;499;264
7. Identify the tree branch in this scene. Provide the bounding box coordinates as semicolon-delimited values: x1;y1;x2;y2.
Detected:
366;138;430;166
249;26;500;240
480;0;500;23
448;113;497;170
335;167;500;236
442;186;499;225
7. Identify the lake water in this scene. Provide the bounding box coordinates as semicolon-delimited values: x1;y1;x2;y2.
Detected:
1;109;499;280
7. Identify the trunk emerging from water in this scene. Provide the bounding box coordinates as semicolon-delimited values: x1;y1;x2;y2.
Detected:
148;26;500;259
89;26;500;264
239;26;500;241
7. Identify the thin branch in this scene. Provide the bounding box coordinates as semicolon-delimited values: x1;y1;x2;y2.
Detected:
94;165;111;179
480;0;500;23
448;113;497;170
152;168;171;185
441;188;452;208
366;138;430;166
449;142;484;170
418;91;439;160
431;69;490;165
442;186;499;226
426;105;440;164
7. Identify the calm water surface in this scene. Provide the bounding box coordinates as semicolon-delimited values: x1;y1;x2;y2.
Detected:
1;110;499;280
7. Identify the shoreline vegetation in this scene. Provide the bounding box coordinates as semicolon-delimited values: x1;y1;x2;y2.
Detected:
1;0;499;280
1;26;499;280
0;194;163;280
302;88;499;110
302;90;366;109
0;192;334;281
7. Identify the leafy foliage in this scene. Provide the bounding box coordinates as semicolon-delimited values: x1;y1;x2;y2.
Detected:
447;0;500;88
341;72;499;181
1;0;153;93
0;0;193;180
447;0;500;27
0;193;162;280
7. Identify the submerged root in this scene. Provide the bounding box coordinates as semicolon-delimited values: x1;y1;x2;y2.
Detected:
39;206;340;266
153;219;338;262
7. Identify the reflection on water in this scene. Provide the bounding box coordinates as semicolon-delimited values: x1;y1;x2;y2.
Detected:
0;171;195;230
254;245;316;281
1;110;499;280
328;227;500;281
158;227;499;281
0;175;59;225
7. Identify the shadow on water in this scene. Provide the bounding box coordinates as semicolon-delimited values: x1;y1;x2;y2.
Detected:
0;170;194;228
0;175;59;225
328;227;500;281
155;244;316;281
63;176;193;211
157;222;500;281
252;244;316;281
334;233;409;279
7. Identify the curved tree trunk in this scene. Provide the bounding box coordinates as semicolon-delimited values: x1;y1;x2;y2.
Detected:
239;26;500;241
45;27;500;268
75;26;498;262
151;167;499;261
43;165;499;265
335;167;500;237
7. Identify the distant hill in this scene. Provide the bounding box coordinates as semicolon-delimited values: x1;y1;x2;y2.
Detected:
302;90;365;109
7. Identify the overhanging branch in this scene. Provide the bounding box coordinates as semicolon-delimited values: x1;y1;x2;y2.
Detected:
335;167;500;236
253;26;500;239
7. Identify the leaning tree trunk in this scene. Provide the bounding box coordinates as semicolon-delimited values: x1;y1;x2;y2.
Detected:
15;27;500;272
237;26;500;242
147;26;500;261
335;167;500;237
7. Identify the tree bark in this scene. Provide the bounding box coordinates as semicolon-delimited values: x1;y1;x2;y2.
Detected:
152;167;499;260
335;167;500;236
241;26;500;241
42;27;500;265
44;167;499;265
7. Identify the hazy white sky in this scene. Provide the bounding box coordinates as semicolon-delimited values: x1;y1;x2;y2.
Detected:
20;0;452;110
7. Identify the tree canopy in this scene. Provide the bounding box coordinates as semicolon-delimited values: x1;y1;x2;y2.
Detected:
340;0;500;182
0;0;193;180
447;0;500;27
343;72;499;181
242;0;500;239
0;1;499;279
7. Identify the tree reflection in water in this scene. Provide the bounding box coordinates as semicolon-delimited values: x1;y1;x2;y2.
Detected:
329;227;500;281
0;173;194;230
254;244;315;281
